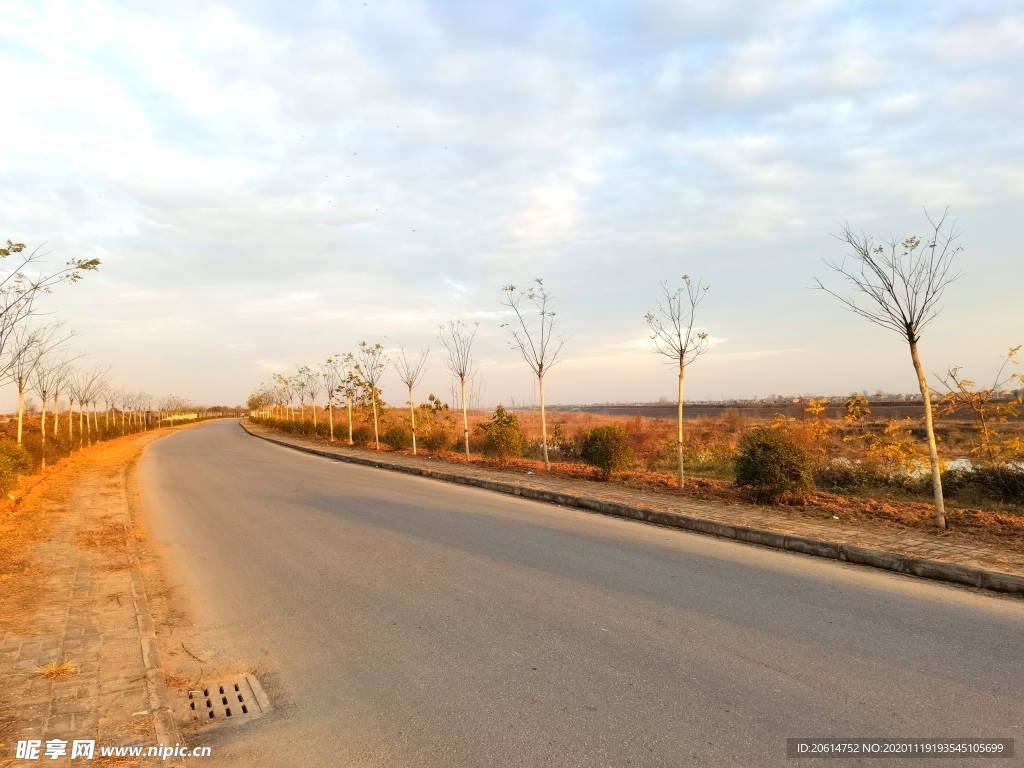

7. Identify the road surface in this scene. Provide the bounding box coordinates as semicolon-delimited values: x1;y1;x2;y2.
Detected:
138;420;1024;766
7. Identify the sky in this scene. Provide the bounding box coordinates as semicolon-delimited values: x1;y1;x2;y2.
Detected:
1;0;1022;409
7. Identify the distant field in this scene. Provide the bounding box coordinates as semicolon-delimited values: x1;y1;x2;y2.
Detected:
550;401;1021;422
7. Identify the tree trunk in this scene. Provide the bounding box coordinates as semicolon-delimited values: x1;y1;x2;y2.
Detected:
40;390;47;469
53;392;59;436
328;400;335;442
909;338;946;528
78;403;84;446
312;398;317;427
409;383;417;455
347;396;354;445
371;390;380;450
677;358;686;492
16;376;24;444
460;375;470;460
538;369;549;470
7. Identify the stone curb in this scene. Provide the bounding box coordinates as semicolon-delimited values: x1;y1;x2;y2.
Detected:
120;469;185;766
240;421;1024;598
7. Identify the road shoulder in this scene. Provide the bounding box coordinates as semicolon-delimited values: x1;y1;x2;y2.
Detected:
0;430;195;767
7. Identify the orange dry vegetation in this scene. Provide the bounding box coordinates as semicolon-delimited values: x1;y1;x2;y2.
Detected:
0;421;211;633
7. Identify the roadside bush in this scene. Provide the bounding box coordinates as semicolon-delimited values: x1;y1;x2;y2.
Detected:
581;425;633;479
351;426;374;447
813;460;901;491
418;416;455;454
383;426;412;450
478;406;524;463
0;441;32;495
943;465;1024;505
735;427;815;502
482;424;523;462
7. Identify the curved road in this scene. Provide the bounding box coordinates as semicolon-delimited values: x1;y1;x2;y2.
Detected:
138;421;1024;766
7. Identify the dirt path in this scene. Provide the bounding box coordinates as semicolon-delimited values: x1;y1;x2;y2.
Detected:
0;426;211;767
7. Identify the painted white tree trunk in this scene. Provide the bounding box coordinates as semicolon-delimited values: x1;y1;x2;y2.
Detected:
910;339;946;528
460;375;470;460
538;370;549;470
16;376;24;444
677;358;685;491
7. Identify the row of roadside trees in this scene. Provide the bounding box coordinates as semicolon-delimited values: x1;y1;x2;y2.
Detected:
250;209;1015;529
0;239;209;475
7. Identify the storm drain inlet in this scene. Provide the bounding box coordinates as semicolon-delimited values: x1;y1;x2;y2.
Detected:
184;675;270;728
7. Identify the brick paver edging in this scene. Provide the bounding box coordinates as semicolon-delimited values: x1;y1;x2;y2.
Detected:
239;421;1024;597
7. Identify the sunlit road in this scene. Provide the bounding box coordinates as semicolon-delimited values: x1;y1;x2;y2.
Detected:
138;420;1024;766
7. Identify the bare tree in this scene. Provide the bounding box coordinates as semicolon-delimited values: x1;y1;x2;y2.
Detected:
294;367;312;422
52;363;71;438
274;373;296;420
814;207;962;528
6;323;70;444
305;366;322;427
66;368;86;445
30;353;70;468
500;279;567;470
438;320;478;460
356;342;388;450
340;353;358;445
69;366;108;444
467;369;487;413
320;357;343;442
646;275;710;491
392;347;429;455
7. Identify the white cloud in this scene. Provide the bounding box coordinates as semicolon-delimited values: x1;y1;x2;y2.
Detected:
0;0;1021;407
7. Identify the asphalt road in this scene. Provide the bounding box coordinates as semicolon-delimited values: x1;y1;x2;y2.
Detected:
137;420;1024;767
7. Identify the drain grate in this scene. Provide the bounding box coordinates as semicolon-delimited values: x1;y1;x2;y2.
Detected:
183;675;270;727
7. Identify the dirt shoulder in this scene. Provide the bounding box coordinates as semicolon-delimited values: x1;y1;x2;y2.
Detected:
0;423;213;767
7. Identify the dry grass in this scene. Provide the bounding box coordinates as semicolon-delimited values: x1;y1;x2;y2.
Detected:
39;659;76;679
0;422;206;635
77;519;130;552
0;706;18;748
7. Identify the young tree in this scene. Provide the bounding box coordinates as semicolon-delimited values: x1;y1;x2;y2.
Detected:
500;279;567;470
937;346;1024;468
7;323;70;444
438;321;478;460
340;353;358;445
355;342;388;450
304;366;323;427
320;357;343;442
30;353;70;468
814;208;963;528
274;373;296;420
294;367;312;422
392;347;429;455
645;275;710;491
52;364;70;437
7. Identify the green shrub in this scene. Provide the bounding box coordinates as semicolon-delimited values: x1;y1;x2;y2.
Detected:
735;427;814;502
482;424;523;462
0;441;32;495
581;425;633;479
351;426;374;446
478;406;523;463
942;465;1024;505
383;426;412;450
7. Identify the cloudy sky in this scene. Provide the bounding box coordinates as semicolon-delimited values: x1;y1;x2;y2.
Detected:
2;0;1022;409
